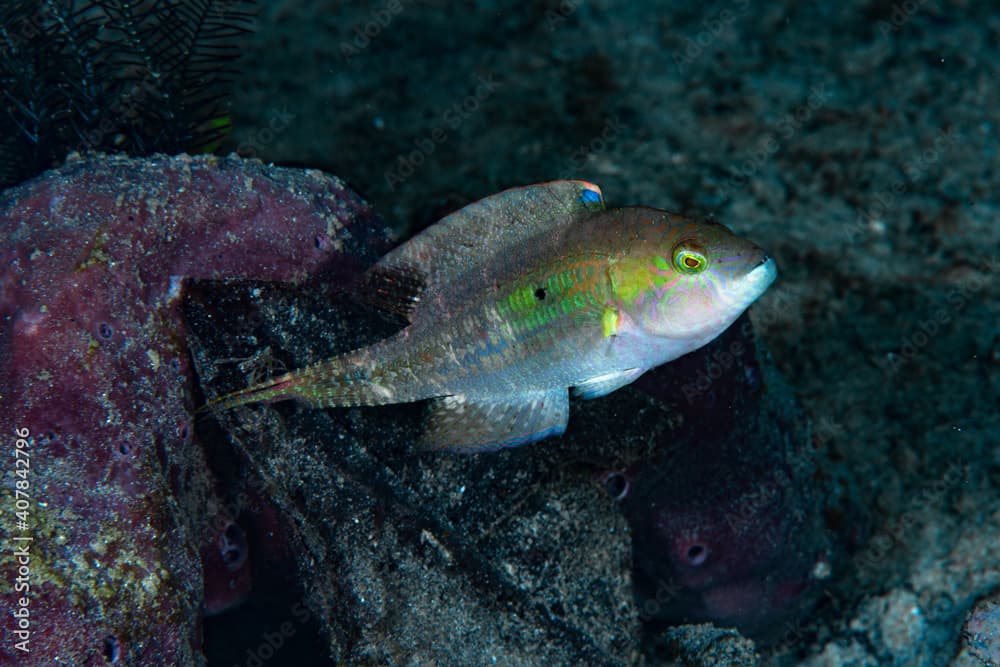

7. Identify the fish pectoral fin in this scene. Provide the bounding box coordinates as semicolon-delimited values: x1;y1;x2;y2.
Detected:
572;368;645;400
422;389;569;453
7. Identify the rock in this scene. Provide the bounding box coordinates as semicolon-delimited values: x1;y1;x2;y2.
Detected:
963;592;1000;666
0;153;387;665
658;623;760;666
186;276;642;665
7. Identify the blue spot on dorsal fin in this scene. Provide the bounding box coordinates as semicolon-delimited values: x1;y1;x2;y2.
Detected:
579;187;602;205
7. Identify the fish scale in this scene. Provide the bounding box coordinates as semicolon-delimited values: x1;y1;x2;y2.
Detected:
202;180;777;452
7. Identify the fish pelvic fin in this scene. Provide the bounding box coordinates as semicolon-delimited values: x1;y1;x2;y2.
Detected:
572;368;645;400
422;389;569;453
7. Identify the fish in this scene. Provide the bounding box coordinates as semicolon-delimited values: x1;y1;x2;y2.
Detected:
202;180;777;452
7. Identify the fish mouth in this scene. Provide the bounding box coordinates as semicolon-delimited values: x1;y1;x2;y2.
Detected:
719;252;778;322
747;255;778;291
716;254;777;312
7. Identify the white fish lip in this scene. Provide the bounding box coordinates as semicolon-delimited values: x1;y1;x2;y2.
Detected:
716;254;776;313
747;255;778;292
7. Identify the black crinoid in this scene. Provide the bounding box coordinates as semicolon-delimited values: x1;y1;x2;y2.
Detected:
0;0;255;188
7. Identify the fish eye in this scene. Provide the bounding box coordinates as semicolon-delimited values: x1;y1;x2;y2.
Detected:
672;243;708;274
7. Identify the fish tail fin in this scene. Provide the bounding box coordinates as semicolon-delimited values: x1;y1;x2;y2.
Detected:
198;349;396;414
198;371;307;413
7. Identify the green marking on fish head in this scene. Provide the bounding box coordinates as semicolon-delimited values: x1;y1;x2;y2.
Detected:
611;213;777;342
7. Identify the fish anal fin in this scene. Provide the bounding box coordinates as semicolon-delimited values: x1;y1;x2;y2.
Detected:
572;368;644;400
423;389;569;453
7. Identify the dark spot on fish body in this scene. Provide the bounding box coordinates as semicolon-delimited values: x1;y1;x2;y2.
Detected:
534;287;547;300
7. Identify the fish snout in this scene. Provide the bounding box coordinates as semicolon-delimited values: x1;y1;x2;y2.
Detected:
745;253;778;291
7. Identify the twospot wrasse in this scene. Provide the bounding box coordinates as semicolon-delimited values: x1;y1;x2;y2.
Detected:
202;181;777;452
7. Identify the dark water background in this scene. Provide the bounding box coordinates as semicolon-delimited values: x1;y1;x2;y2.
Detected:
2;1;997;666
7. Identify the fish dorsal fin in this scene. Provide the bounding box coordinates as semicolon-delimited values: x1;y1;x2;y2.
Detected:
363;181;604;320
355;262;427;320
